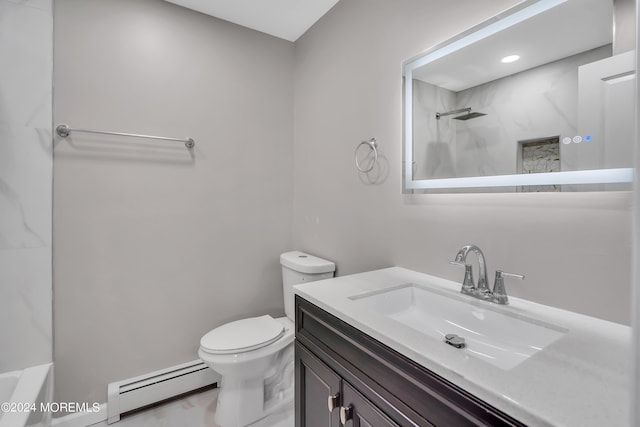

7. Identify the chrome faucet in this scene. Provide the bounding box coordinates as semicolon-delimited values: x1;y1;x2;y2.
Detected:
449;244;491;299
449;244;524;304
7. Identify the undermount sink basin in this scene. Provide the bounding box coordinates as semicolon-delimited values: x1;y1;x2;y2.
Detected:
349;283;567;370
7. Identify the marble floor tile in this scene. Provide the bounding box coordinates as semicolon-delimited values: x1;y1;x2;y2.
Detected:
88;387;294;427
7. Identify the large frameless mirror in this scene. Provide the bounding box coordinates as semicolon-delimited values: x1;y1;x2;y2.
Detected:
403;0;636;192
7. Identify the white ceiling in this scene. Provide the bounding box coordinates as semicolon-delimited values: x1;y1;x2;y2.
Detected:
164;0;341;42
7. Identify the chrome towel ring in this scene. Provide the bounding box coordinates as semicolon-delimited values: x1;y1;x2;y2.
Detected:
355;137;378;173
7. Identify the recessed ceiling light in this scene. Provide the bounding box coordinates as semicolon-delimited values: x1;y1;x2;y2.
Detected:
501;55;520;63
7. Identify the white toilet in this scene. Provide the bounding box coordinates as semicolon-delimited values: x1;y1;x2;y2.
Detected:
198;251;335;427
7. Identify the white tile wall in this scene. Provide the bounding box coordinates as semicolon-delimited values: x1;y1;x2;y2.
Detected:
0;0;52;372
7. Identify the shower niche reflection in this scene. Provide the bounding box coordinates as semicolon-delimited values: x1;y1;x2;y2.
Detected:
517;137;560;192
404;0;636;192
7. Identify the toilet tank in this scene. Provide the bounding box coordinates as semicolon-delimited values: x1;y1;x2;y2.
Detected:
280;251;335;320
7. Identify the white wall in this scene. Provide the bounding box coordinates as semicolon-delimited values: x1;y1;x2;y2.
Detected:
293;0;632;325
632;2;640;424
0;0;52;372
53;0;294;406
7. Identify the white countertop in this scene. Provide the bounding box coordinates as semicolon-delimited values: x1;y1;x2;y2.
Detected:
294;267;632;427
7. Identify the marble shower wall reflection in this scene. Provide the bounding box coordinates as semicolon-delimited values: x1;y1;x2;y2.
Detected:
412;79;457;180
0;0;53;371
413;45;612;181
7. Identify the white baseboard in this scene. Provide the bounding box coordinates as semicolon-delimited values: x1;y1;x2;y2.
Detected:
51;359;219;427
106;360;219;423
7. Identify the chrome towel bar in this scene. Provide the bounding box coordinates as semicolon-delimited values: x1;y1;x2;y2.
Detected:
55;124;195;149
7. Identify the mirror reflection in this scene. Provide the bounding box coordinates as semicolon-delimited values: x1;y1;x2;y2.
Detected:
404;0;635;191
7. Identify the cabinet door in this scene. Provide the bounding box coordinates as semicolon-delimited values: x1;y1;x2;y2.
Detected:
340;381;400;427
296;342;341;427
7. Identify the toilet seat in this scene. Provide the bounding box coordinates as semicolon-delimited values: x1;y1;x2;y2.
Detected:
200;315;285;355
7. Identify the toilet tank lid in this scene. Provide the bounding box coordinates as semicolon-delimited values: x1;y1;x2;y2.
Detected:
280;251;335;274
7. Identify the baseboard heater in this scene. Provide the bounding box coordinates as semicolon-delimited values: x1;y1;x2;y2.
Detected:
106;359;220;424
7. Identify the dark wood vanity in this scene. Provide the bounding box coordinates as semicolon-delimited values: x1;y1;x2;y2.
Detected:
294;295;527;426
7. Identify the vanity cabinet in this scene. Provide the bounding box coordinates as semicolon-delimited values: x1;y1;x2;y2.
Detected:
294;295;526;427
296;343;399;427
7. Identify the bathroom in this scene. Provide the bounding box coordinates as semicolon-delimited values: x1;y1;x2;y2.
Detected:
1;0;638;426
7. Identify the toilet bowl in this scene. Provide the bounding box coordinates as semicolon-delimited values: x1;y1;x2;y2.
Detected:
199;251;335;427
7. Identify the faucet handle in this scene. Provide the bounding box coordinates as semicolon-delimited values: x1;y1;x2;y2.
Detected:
491;270;525;305
499;271;525;280
449;261;475;295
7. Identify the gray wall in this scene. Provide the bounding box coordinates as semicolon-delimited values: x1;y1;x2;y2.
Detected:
53;0;293;406
292;0;631;324
0;0;52;372
614;0;636;54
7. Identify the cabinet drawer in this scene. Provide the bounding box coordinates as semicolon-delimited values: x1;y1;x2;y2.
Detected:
295;295;526;427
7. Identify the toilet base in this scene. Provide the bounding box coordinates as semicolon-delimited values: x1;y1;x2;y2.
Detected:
210;343;294;427
214;376;294;427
